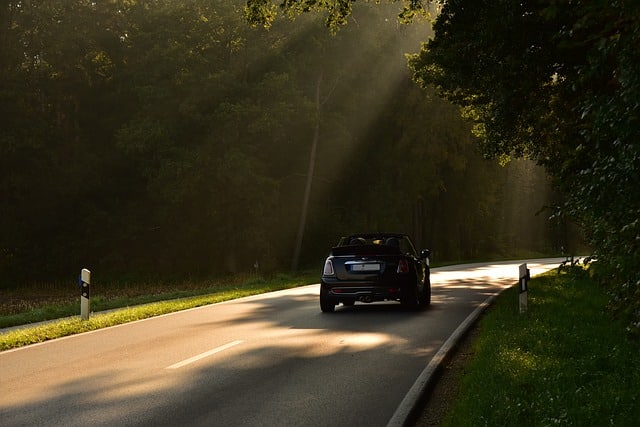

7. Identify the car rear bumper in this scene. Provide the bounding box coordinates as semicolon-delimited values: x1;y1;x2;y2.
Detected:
321;278;409;302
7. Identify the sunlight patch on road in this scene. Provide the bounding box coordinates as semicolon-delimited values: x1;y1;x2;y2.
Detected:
233;327;406;360
336;332;394;349
432;260;563;289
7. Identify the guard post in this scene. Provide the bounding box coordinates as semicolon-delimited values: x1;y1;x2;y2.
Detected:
79;268;91;320
518;263;530;314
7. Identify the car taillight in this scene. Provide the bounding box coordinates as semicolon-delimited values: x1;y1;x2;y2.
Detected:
323;259;335;276
397;259;409;274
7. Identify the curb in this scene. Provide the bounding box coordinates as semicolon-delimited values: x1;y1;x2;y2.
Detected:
386;288;506;426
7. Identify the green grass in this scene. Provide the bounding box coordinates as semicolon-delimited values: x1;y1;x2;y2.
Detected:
0;271;317;351
443;269;640;426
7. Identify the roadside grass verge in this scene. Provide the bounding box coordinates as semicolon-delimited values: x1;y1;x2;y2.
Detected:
443;269;640;426
0;272;317;351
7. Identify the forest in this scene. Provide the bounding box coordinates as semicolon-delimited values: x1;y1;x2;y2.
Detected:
245;0;640;333
0;1;574;287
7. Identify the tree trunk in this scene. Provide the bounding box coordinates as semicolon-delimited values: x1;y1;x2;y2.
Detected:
291;72;322;271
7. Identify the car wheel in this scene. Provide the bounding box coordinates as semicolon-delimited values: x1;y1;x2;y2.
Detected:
320;288;336;313
401;284;419;310
419;278;431;307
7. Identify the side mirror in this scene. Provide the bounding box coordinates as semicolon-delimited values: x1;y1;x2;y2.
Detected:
420;249;430;259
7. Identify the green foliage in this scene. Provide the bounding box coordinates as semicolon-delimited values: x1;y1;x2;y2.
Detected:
409;0;640;333
444;271;640;426
244;0;435;32
1;1;568;288
410;0;562;159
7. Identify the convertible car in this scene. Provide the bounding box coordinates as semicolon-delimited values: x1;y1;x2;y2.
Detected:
320;233;431;312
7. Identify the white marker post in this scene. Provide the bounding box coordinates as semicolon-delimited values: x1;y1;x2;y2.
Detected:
80;268;91;320
519;263;530;314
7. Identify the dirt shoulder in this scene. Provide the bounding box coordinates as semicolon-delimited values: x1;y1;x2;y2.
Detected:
412;324;480;426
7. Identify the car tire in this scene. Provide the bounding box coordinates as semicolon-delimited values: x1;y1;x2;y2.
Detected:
420;278;431;307
401;284;419;310
320;288;336;313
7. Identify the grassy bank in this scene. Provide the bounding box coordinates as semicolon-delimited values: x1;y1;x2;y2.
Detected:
0;271;317;351
443;269;640;426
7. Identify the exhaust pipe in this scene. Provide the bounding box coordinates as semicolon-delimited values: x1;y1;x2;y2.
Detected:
360;295;373;303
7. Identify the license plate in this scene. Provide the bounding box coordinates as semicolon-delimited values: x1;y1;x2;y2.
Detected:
351;263;380;272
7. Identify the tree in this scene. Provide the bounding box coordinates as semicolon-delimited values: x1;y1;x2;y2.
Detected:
244;0;435;32
410;0;640;333
2;0;565;288
0;1;129;280
244;0;640;333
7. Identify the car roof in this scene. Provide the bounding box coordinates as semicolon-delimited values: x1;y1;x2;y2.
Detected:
344;232;409;239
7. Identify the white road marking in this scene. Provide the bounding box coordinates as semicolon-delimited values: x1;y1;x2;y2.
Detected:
165;340;243;370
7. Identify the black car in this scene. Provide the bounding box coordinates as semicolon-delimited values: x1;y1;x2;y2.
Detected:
320;233;431;312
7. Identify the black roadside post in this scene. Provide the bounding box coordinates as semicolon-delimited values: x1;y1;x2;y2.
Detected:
519;263;530;314
79;269;91;320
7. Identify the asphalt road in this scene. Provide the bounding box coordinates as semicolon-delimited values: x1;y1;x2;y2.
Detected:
0;259;563;427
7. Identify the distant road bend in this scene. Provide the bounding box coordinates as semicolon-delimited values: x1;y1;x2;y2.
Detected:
0;259;563;426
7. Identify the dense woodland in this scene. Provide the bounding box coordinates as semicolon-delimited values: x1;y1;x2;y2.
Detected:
1;1;573;287
246;0;640;333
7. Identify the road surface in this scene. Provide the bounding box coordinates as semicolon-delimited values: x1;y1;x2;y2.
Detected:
0;259;563;426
